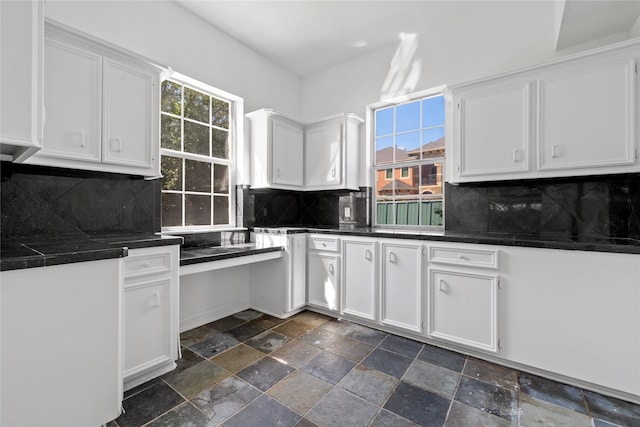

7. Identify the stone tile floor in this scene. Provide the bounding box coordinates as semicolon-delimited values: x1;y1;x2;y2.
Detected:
110;310;640;427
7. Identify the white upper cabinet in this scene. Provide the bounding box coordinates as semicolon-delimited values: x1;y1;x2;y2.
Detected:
449;39;639;183
247;109;362;190
26;21;161;177
0;0;43;162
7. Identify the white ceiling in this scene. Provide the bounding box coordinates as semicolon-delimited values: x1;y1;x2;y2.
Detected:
175;0;640;77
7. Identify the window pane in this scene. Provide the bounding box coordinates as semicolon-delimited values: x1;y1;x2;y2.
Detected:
214;164;229;193
395;101;420;132
212;129;229;159
184;87;209;123
161;115;181;151
162;193;182;227
385;169;392;179
211;98;230;129
395;131;420;162
185;159;211;192
422;95;445;128
185;194;211;225
161;156;182;191
184;121;210;156
214;196;229;225
375;107;393;137
419;162;443;195
375;136;394;165
161;80;181;115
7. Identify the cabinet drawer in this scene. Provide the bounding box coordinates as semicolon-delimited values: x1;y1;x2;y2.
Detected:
308;236;340;252
124;251;171;279
428;246;498;269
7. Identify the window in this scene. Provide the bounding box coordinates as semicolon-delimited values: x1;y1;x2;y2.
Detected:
372;89;445;227
160;74;241;229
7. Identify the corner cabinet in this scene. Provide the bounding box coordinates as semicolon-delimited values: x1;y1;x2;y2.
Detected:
25;21;160;177
123;245;180;391
247;109;362;190
449;38;640;183
0;0;43;162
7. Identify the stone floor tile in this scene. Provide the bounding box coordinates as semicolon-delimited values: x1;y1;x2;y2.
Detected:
268;370;333;415
116;381;185;427
403;359;460;398
271;340;323;368
307;387;379;427
319;318;358;335
519;393;592;426
273;319;315;338
123;377;162;400
162;348;207;383
233;309;265;321
444;401;513;427
163;360;231;398
225;322;266;342
191;376;261;424
463;357;518;392
206;316;246;332
583;389;640;427
361;348;412;379
180;325;218;347
301;351;356;384
346;324;389;346
210;343;265;373
379;334;423;358
237;356;296;391
326;336;374;363
249;314;288;329
222;394;301;427
337;364;399;406
519;371;587;414
454;376;517;421
384;381;450;427
370;409;420;427
295;418;319;427
593;419;625;427
245;330;290;353
298;328;342;349
417;344;466;373
291;311;331;328
145;402;215;427
189;333;240;358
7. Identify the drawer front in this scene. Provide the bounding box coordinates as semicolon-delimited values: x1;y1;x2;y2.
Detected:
308;235;340;252
124;251;172;278
429;246;498;269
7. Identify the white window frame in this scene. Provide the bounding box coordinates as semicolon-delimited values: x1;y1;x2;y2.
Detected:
160;71;244;232
367;85;447;230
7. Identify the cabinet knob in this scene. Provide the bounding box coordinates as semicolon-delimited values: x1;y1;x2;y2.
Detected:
110;137;122;153
457;254;468;260
140;262;150;269
551;144;559;159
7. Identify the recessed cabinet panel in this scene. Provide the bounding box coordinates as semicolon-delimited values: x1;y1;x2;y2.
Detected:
307;252;340;312
305;120;342;188
272;117;304;187
342;240;376;321
538;59;636;171
42;38;102;162
288;234;307;311
428;269;499;353
457;81;532;178
381;242;422;333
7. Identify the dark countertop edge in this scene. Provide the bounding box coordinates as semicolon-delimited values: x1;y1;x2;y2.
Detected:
252;227;640;255
1;247;127;272
180;246;284;266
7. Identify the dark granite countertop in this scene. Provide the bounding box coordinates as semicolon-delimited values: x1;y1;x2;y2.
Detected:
180;242;284;266
1;233;183;272
253;226;640;254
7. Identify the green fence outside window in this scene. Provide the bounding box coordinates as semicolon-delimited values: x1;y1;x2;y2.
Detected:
376;201;443;226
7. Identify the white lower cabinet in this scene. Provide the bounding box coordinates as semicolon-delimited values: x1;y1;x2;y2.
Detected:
342;238;377;321
307;235;340;312
123;245;179;391
380;240;423;333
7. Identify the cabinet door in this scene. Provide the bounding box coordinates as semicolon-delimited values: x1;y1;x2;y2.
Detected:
305;119;343;188
102;58;156;170
427;269;499;353
288;234;307;311
538;58;636;171
41;38;102;162
454;80;533;180
342;240;376;321
124;279;172;377
307;252;339;312
272;116;303;187
381;242;422;333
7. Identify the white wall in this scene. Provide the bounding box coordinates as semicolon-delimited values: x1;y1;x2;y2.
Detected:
44;0;301;115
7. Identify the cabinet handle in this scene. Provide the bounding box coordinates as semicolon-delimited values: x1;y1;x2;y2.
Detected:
110;137;122;152
551;145;558;159
331;167;336;178
152;292;160;308
512;149;520;162
438;279;448;293
74;131;86;148
388;251;396;264
365;249;372;260
277;168;282;177
457;254;468;260
140;262;150;269
329;264;334;274
321;242;327;247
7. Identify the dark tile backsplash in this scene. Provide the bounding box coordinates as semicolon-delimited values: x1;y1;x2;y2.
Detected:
445;173;640;239
1;162;161;238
